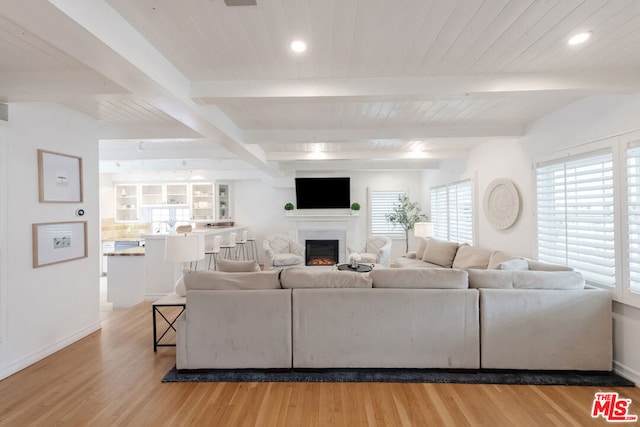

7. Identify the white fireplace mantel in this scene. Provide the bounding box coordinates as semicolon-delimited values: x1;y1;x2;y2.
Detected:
286;212;360;263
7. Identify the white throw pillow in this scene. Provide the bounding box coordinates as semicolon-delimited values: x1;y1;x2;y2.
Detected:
498;258;529;270
216;258;261;272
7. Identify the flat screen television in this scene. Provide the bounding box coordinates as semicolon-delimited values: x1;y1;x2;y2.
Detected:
295;177;350;209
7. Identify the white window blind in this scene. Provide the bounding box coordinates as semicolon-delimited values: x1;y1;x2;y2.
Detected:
536;150;615;286
627;141;640;292
430;180;473;244
430;186;448;240
369;190;406;237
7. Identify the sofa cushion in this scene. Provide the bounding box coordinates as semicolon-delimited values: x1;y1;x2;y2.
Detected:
184;270;282;290
452;245;492;269
415;238;428;259
487;250;519;269
497;258;529;270
371;268;469;289
280;268;373;289
526;260;574;271
393;257;441;268
467;269;585;290
216;258;261;272
421;239;459;268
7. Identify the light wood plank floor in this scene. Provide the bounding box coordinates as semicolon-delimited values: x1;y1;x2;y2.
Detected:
0;301;638;426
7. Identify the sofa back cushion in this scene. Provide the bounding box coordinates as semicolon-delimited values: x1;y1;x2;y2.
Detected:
421;239;459;268
452;245;492;269
280;268;373;289
467;269;585;290
526;260;574;271
184;270;282;290
371;268;469;289
216;258;261;272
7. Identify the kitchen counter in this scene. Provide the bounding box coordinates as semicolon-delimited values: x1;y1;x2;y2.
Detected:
142;225;246;240
104;247;145;256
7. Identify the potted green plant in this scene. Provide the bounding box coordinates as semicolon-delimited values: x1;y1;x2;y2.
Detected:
350;202;361;214
386;194;428;252
284;202;295;213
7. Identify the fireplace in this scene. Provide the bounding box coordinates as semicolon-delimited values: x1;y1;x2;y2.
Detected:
305;240;339;266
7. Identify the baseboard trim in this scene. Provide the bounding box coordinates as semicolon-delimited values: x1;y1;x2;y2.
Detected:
613;360;640;385
0;320;102;380
145;293;169;301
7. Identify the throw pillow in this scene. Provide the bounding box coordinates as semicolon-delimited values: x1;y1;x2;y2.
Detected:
415;238;428;259
452;245;492;269
216;258;261;272
498;258;529;270
487;250;519;269
184;270;281;290
421;238;459;268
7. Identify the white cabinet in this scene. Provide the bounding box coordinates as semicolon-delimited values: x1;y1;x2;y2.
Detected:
191;183;214;221
114;184;138;222
140;183;188;206
216;182;231;220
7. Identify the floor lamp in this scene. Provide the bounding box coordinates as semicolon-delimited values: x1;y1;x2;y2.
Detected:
164;232;205;297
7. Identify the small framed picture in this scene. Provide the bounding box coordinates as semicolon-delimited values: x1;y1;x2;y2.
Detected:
38;149;83;203
32;221;88;268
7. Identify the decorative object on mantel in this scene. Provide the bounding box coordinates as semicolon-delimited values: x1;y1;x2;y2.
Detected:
284;202;294;213
483;178;521;230
350;202;361;215
385;195;428;252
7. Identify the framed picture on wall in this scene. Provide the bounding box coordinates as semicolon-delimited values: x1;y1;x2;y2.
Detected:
32;221;88;268
37;149;83;203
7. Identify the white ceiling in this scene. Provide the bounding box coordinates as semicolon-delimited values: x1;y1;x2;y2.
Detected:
1;0;640;178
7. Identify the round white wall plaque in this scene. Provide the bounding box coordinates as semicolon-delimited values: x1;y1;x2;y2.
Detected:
483;178;520;230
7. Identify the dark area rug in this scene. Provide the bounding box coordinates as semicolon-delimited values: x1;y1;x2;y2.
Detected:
162;366;634;387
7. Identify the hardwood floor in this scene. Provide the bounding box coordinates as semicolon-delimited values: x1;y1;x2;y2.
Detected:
0;302;637;426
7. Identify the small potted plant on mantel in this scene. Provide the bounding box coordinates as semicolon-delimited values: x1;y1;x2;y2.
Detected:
284;202;295;215
350;202;361;215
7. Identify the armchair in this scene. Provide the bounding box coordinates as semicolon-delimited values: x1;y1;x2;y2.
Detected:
347;235;392;267
263;234;305;270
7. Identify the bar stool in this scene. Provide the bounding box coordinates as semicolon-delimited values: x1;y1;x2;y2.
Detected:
219;232;237;260
205;235;222;270
246;231;259;263
235;230;248;260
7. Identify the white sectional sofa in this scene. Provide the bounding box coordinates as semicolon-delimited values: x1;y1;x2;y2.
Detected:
175;258;612;372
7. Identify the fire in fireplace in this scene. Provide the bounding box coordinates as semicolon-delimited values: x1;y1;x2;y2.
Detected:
305;239;339;266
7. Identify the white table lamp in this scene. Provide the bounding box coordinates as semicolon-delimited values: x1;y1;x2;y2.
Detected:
414;222;434;238
164;233;205;296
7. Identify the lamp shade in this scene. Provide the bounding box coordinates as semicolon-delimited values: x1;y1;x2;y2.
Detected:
414;222;434;238
164;233;205;263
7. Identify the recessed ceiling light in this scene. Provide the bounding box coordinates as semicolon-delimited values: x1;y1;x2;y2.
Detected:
568;32;591;46
290;40;307;53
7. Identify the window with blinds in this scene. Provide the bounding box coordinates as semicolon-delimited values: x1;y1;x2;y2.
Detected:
627;141;640;293
536;149;615;286
430;180;473;244
369;190;406;238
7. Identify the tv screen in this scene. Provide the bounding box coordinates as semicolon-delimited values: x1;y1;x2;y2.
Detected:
295;177;350;209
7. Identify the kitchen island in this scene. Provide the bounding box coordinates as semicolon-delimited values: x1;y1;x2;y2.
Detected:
143;225;247;297
104;246;145;308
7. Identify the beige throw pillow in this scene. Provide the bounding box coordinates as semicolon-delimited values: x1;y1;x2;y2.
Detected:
421;239;459;268
452;245;492;269
415;238;428;259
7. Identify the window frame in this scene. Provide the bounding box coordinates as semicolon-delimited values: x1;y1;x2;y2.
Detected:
534;131;640;309
367;189;407;239
430;179;474;245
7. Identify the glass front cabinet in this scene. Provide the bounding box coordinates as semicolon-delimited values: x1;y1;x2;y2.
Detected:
114;184;138;222
191;183;215;221
216;182;231;220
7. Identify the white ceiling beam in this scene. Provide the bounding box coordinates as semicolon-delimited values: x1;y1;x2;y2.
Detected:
278;159;441;172
0;0;280;176
0;71;127;101
246;126;523;144
266;149;467;161
192;71;640;102
99;122;203;140
100;147;234;161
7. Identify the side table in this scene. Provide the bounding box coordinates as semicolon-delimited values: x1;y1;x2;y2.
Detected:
152;293;186;352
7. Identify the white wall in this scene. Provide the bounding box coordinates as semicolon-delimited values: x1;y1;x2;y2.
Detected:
0;103;101;380
225;170;427;262
439;94;640;382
